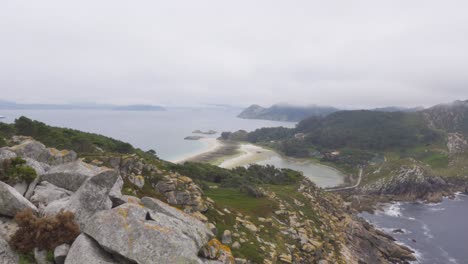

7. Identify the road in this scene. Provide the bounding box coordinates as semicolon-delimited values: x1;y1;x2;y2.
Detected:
325;167;363;192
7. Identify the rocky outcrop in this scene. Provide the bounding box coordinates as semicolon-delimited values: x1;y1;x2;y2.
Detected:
41;160;105;192
65;234;119;264
9;139;77;166
199;239;235;264
0;181;38;217
361;164;450;202
0;237;19;264
0;148;16;161
423;100;468;134
83;202;213;264
155;174;208;212
447;133;468;154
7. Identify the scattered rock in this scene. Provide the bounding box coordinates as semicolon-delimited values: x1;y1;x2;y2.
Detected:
30;181;73;209
207;223;217;236
232;241;241;249
34;248;53;264
0;237;19;264
222;230;232;244
0;181;38;217
13;181;28;196
128;174;145;189
278;253;292;263
235;258;247;264
199;239;235;264
65;234;118;264
54;244;70;264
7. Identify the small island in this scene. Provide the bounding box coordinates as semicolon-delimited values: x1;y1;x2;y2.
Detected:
184;136;204;140
192;130;217;135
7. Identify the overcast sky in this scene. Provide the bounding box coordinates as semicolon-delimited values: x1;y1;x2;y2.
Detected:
1;1;467;108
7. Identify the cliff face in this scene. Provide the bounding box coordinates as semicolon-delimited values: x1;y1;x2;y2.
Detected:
0;136;416;264
360;163;454;203
423;99;468;134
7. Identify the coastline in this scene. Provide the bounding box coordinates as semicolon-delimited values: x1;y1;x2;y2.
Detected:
218;144;276;168
171;137;224;163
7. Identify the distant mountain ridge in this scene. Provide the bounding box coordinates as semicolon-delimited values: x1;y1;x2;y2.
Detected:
238;103;429;122
238;104;339;122
0;100;165;111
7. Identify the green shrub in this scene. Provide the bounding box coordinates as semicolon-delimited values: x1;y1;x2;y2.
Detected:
0;157;37;184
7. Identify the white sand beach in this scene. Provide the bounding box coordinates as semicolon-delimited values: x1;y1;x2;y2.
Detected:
218;144;274;169
171;137;223;163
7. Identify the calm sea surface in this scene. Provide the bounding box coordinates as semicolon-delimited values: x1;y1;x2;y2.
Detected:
360;194;468;264
1;108;347;187
0;107;294;161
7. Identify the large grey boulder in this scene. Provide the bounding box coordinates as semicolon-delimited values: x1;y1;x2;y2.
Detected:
65;234;119;264
41;160;105;192
0;181;38;217
109;174;123;205
0;237;19;264
83;201;213;264
24;158;50;175
13;181;28;196
9;140;77;166
0;148;16;162
51;169;118;227
30;181;73;209
42;197;70;216
141;196;212;245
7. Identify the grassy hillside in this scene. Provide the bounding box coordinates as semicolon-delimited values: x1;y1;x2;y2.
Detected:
0;116;141;155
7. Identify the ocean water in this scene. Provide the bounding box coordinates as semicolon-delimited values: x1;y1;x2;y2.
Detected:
257;155;344;187
0;107;346;187
0;107;294;161
360;194;468;264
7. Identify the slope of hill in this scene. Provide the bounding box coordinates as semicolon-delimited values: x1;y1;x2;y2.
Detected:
423;99;468;134
0;117;415;263
225;100;468;203
238;104;339;122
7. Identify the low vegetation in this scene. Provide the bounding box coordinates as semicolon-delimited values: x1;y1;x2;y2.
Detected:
10;209;80;253
169;162;303;197
0;157;37;184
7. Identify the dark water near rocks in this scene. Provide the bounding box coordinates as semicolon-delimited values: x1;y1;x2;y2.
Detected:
360;194;468;264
